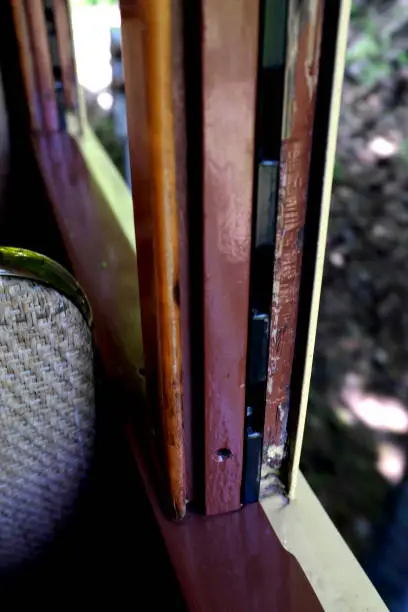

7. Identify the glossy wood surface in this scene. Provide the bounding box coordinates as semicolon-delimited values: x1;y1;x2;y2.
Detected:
120;0;186;518
52;0;78;111
24;0;59;133
262;0;324;481
10;0;42;131
202;0;260;515
170;2;194;501
128;427;323;612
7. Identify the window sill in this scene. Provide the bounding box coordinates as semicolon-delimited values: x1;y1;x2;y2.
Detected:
261;473;387;611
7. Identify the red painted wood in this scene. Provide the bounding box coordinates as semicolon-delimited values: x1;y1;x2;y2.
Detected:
263;2;325;466
202;0;260;514
128;426;323;612
170;3;194;501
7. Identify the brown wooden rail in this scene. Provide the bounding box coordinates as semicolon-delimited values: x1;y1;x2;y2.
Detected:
11;0;42;131
51;0;78;111
202;0;260;515
120;0;187;518
24;0;59;132
262;0;325;485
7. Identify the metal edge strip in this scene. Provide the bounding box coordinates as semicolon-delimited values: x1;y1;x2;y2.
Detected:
0;247;93;328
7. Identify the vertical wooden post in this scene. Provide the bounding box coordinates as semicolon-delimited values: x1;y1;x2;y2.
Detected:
289;0;352;498
51;0;78;111
24;0;59;133
10;0;43;131
202;0;260;514
120;0;187;518
262;0;325;484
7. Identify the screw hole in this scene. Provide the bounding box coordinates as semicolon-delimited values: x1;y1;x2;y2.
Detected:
215;448;232;462
137;367;146;379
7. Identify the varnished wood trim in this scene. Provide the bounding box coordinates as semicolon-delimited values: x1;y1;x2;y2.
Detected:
51;0;78;111
262;0;325;487
24;0;59;133
120;0;186;518
170;2;193;501
10;0;42;131
202;0;260;515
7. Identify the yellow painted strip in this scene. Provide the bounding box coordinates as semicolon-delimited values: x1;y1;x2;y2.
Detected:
69;120;136;252
262;473;387;611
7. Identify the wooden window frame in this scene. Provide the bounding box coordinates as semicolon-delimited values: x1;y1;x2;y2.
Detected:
8;0;388;609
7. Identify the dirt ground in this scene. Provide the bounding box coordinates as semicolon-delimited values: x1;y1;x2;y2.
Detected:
302;0;408;562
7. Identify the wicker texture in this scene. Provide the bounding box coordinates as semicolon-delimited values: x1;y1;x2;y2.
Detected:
0;277;95;569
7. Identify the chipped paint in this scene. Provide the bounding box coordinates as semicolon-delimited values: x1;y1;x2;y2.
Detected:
267;443;285;462
262;0;324;494
260;451;288;499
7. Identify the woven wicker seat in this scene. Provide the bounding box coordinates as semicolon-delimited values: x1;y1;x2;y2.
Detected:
0;248;94;570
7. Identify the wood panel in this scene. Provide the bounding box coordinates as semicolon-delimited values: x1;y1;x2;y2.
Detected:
262;0;325;489
24;0;59;133
51;0;78;111
120;0;187;518
202;0;259;514
10;0;42;131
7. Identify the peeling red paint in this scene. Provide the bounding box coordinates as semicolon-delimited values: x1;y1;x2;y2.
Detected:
263;1;324;468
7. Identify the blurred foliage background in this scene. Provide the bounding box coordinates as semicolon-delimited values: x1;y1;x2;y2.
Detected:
303;0;408;574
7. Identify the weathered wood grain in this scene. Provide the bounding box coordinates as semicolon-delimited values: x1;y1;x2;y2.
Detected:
262;0;325;491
